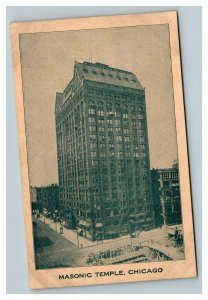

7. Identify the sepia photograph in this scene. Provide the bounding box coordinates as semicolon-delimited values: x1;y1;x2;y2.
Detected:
11;11;196;288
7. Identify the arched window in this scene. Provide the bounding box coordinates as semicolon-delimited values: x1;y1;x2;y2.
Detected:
131;105;136;114
106;102;112;110
89;100;94;105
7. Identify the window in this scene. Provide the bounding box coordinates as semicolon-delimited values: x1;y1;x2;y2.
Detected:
124;136;130;142
89;108;95;114
123;113;128;119
133;137;138;144
131;106;136;113
115;112;121;117
89;126;96;132
88;90;94;98
116;144;123;151
91;160;98;166
115;127;122;133
107;119;113;125
98;110;104;116
115;119;121;126
100;152;106;158
116;152;123;159
140;145;146;150
98;126;105;132
99;135;106;142
124;128;129;134
126;152;131;158
116;135;122;142
138;114;144;119
107;102;112;110
109;143;114;149
110;151;115;157
139;130;144;136
89;117;95;124
100;143;106;149
90;134;96;141
98;119;104;124
90;143;97;150
91;152;97;158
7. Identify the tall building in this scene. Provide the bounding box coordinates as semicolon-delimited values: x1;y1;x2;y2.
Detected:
151;161;182;227
55;61;154;241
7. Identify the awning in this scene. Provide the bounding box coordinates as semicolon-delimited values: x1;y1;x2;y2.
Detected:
105;227;121;234
78;220;86;226
95;223;103;228
78;220;92;228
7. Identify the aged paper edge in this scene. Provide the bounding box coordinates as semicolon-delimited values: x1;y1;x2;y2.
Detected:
10;11;197;289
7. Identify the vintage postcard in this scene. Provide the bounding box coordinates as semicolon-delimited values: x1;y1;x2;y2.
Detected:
10;11;196;289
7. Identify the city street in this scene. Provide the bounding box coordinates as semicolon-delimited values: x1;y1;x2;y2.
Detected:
33;218;83;269
33;214;185;269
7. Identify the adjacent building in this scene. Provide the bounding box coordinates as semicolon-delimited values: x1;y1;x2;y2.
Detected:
30;184;59;213
55;61;155;240
151;161;182;227
30;186;37;203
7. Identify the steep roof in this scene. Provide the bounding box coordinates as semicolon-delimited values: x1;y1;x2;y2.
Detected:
75;61;144;90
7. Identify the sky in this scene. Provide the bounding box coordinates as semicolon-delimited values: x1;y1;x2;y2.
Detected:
19;24;178;186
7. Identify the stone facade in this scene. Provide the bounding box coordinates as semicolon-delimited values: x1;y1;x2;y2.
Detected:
31;184;59;213
151;161;182;227
55;61;154;240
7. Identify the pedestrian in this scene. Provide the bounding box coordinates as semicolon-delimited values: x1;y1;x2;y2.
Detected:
174;227;179;246
174;227;179;239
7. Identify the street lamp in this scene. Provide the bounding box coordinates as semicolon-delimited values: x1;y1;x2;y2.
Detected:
73;210;80;248
53;210;59;232
161;196;167;227
76;227;80;248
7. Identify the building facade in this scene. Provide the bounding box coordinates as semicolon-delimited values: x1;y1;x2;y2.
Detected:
30;184;59;213
55;61;154;240
151;161;182;227
30;186;37;203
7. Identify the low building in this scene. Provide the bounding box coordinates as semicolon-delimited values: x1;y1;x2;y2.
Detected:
30;184;59;213
151;161;182;227
30;186;37;203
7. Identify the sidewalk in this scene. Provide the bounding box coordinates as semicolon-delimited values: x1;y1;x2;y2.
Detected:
37;214;134;249
37;214;181;250
36;215;184;263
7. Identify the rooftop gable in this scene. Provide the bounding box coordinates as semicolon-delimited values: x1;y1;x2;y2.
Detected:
75;61;144;90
